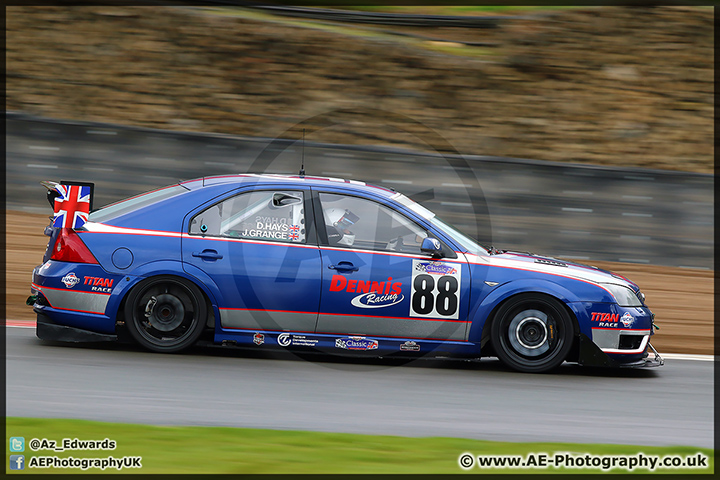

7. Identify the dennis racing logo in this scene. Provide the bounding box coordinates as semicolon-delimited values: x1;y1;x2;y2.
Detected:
335;336;379;351
61;272;80;288
330;274;404;309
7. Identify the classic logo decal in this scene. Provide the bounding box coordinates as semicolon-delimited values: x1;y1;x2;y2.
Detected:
61;273;80;288
400;341;420;351
335;336;378;351
620;312;635;328
415;262;457;275
253;333;265;345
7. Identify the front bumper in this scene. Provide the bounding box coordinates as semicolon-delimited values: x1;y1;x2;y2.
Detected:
36;311;117;343
577;333;664;368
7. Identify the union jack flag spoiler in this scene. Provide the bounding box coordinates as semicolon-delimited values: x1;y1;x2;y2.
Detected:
53;184;91;229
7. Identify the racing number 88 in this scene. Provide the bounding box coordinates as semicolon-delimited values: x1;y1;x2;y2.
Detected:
412;274;458;316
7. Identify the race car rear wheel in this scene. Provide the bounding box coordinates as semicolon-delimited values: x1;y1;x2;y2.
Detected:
125;276;207;353
490;293;574;373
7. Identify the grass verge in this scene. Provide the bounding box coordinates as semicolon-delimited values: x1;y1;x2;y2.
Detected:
5;417;714;474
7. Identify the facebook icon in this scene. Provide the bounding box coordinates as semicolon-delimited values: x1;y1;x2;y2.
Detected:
10;455;25;470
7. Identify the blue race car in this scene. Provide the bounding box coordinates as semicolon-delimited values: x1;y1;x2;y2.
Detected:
29;174;663;373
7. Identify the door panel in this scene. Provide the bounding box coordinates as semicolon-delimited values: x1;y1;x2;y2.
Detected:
314;191;470;340
317;248;469;340
183;188;321;332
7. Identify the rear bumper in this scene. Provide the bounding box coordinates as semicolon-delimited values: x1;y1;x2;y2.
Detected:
36;311;117;343
577;333;664;368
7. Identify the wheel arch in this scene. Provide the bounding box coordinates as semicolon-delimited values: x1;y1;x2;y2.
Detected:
115;265;219;334
480;291;580;355
120;273;215;352
470;279;581;354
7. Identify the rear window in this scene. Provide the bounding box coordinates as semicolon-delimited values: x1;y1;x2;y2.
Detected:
88;185;188;223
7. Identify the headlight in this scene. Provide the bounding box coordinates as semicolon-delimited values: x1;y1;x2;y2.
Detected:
600;283;643;307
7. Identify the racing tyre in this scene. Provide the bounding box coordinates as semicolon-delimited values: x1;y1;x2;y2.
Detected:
125;276;207;353
490;294;574;373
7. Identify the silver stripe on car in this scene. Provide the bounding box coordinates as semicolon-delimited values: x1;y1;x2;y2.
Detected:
41;288;110;314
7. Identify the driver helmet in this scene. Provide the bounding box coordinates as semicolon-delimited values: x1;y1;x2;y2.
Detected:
324;207;359;246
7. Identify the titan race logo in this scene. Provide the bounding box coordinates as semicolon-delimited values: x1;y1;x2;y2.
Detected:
84;276;114;293
591;312;619;328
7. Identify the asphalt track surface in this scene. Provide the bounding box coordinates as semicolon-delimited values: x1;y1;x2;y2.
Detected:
6;326;713;448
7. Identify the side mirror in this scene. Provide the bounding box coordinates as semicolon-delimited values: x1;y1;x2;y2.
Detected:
421;237;444;258
272;192;302;207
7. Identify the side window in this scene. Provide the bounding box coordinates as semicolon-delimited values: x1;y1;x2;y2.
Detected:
318;193;429;253
190;190;306;243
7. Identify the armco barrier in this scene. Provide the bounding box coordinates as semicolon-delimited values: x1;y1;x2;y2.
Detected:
5;112;713;269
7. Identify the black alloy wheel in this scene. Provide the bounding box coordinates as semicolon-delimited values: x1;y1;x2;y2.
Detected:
490;293;575;373
125;276;207;353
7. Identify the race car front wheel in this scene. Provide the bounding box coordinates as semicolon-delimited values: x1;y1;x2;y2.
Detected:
125;276;207;353
490;293;574;373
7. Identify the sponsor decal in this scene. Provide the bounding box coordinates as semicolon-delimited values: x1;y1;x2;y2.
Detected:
591;312;619;322
253;333;265;345
591;312;618;322
277;333;318;347
620;312;635;328
289;335;318;347
415;262;457;275
61;272;80;288
400;341;420;351
277;333;291;347
83;276;114;293
335;336;379;351
330;274;404;309
330;275;402;295
591;312;619;328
